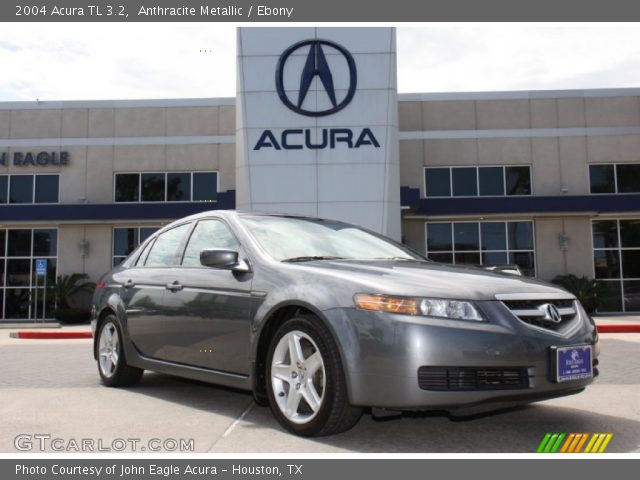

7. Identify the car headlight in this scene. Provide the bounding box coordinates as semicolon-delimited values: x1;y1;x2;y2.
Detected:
354;294;484;322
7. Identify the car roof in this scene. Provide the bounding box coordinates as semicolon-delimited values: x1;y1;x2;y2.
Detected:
171;209;331;223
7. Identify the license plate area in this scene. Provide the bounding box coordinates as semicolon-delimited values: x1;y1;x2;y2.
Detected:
550;345;593;383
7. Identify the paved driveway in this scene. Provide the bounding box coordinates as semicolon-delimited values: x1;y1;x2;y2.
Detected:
0;330;638;453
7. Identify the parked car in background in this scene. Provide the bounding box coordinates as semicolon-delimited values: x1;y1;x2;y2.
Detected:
91;211;599;436
484;264;523;276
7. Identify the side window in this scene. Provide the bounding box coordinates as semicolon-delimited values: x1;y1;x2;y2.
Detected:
144;223;191;267
135;238;155;266
182;220;239;267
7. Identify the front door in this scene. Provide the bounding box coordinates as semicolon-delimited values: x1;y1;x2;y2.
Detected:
162;219;256;374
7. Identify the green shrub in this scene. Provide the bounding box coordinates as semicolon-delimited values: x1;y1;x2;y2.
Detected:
551;274;597;313
53;308;92;324
49;274;96;324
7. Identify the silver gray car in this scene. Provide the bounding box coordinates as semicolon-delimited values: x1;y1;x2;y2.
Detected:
91;211;599;436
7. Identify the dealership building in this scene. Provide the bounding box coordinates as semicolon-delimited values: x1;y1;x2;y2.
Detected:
1;26;639;321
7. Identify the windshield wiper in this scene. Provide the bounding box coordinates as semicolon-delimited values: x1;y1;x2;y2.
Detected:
282;256;346;263
373;256;420;261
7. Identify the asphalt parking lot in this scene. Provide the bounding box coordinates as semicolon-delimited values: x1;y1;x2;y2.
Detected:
0;328;639;453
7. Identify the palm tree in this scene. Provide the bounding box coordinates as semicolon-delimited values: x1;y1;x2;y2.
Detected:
51;274;95;309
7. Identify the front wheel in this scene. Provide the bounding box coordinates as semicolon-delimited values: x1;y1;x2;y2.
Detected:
266;315;362;436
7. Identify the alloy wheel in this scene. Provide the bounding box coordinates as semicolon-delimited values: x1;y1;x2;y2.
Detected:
98;322;120;378
270;330;326;424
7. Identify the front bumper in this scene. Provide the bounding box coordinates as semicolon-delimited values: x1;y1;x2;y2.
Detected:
322;301;599;410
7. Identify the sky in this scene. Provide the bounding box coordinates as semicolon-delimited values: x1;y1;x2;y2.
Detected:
1;24;640;101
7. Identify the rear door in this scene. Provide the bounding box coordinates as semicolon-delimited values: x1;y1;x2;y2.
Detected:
162;218;256;374
122;222;191;360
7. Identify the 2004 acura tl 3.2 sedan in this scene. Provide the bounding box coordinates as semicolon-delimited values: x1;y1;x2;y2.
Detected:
91;211;599;436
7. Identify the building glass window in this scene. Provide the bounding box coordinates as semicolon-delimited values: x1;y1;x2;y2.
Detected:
424;166;531;197
167;172;191;201
0;228;57;320
192;172;218;202
479;167;504;196
453;223;479;251
113;226;160;266
3;175;60;204
505;166;532;195
616;164;640;193
114;173;140;202
592;219;640;312
114;171;218;203
451;168;477;196
424;168;451;197
590;163;640;194
34;175;60;203
589;165;615;194
141;173;165;202
0;176;7;203
425;220;536;276
9;175;33;204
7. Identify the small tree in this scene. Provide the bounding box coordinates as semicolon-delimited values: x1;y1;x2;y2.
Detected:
551;274;597;313
50;274;96;323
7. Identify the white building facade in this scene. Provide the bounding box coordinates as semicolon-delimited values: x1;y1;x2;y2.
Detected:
0;27;639;320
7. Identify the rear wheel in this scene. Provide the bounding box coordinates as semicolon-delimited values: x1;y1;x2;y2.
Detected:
97;315;143;387
266;315;362;436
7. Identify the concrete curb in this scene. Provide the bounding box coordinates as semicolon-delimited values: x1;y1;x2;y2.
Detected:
597;324;640;333
6;325;638;340
10;331;93;339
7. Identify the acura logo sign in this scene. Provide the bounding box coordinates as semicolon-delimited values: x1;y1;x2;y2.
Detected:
255;38;379;151
275;39;357;117
539;303;562;323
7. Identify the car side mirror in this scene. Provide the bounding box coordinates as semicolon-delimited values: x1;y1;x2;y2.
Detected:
200;249;250;272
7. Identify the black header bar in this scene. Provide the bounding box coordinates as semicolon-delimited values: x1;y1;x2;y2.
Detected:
5;0;640;22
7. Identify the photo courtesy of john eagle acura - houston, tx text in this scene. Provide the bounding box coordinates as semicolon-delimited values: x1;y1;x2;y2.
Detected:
91;211;599;437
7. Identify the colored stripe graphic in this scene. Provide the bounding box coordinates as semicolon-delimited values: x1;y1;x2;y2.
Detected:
560;433;576;453
537;433;566;453
537;433;613;453
537;433;552;453
598;434;613;453
574;434;589;453
545;433;559;453
584;434;598;453
550;433;565;453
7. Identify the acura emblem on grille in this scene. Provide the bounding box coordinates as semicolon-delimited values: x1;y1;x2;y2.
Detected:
539;303;562;323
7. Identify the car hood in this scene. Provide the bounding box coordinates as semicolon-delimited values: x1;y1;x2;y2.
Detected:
291;259;572;301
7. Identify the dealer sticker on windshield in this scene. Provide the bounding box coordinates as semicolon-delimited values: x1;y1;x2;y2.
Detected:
556;345;592;382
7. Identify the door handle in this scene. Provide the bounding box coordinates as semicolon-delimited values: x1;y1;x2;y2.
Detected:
165;281;183;292
123;279;135;289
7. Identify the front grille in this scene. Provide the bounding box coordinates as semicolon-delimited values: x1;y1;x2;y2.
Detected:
502;298;577;331
418;366;530;391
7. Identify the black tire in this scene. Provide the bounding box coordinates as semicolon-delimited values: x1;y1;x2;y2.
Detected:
96;315;143;387
266;315;362;436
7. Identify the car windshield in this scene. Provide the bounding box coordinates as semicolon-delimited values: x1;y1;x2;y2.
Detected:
240;215;425;262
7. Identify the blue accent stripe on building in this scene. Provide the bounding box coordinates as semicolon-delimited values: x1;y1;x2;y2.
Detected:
400;186;421;208
0;191;236;222
409;194;640;216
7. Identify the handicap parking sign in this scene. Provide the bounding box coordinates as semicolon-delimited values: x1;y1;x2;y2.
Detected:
35;259;48;276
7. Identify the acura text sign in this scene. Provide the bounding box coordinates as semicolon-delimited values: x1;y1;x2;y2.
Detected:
253;128;380;150
236;28;401;239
